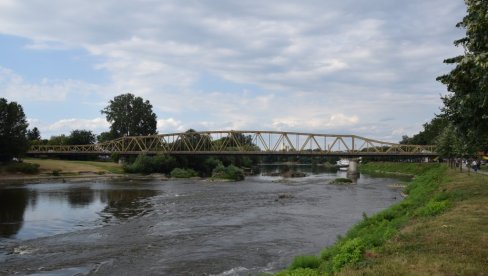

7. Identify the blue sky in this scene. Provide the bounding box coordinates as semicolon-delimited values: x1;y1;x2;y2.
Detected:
0;0;466;141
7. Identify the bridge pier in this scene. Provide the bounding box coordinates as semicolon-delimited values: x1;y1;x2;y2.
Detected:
347;158;359;176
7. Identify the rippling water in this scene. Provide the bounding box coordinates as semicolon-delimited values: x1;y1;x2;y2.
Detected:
0;167;402;275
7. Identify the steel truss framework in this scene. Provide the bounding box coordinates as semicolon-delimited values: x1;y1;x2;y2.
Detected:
28;130;437;157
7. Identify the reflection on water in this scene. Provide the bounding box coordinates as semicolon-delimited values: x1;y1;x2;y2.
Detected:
260;164;338;175
0;188;30;237
0;182;159;240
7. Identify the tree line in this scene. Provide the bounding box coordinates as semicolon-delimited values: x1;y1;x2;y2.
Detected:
400;0;487;164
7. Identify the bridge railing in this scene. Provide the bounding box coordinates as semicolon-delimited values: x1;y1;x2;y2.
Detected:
28;130;437;156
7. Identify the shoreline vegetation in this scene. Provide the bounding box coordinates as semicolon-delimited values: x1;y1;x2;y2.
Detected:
276;162;488;275
0;157;247;184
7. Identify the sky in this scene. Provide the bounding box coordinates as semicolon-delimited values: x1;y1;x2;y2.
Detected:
0;0;467;142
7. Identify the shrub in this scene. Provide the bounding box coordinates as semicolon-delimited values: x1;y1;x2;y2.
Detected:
170;168;198;178
52;169;61;176
212;164;244;181
123;154;177;174
289;255;321;270
4;162;40;174
331;238;365;272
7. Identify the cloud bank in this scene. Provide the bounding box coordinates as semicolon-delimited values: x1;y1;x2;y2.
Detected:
0;0;466;141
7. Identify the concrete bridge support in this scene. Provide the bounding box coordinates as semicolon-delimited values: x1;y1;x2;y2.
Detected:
347;159;359;176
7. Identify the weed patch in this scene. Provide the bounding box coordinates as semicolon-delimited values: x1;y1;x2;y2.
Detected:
289;255;321;270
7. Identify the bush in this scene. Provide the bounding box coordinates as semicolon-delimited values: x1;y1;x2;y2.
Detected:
52;169;62;176
276;268;320;276
289;255;321;270
170;168;198;178
212;164;244;181
4;162;40;174
331;238;365;272
123;154;177;174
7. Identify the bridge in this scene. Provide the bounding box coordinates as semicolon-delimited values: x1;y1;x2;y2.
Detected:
28;130;437;157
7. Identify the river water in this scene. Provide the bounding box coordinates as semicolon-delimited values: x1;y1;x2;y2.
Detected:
0;166;403;275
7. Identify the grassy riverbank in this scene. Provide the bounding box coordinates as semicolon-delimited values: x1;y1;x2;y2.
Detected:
0;158;123;179
277;162;488;275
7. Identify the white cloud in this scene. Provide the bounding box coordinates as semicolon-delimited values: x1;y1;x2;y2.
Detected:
271;113;359;131
157;118;185;133
0;66;102;102
0;0;467;142
43;117;109;137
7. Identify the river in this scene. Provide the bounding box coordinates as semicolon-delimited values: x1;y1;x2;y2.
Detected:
0;166;403;275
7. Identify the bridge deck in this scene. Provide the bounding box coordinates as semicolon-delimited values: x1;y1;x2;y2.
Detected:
28;130;437;157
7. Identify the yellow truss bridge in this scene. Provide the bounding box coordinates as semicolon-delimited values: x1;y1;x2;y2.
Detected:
28;130;437;157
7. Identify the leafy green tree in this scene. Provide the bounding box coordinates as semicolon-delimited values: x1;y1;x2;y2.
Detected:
47;134;69;145
97;131;116;143
437;0;488;151
0;98;29;161
26;127;41;141
400;117;449;145
67;129;96;145
436;125;460;167
101;93;157;138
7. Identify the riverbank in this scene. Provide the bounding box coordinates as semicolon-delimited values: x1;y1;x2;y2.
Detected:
0;158;125;185
0;158;243;184
277;162;488;275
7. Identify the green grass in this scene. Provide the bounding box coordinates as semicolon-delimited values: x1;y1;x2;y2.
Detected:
360;162;438;176
289;255;321;270
279;162;488;275
71;160;124;174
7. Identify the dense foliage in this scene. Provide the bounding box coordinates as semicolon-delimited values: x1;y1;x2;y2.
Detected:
67;129;96;145
437;0;488;151
101;93;157;138
26;127;41;142
0;98;29;162
399;117;448;145
170;168;198;178
211;164;245;180
3;162;40;174
123;154;177;174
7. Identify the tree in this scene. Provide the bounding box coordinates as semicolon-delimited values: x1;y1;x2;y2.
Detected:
399;117;449;145
101;93;157;137
97;131;116;143
436;125;460;167
47;135;69;145
26;127;41;141
0;98;29;162
437;0;488;151
67;129;96;145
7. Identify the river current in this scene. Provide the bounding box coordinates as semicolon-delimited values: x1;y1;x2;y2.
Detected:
0;166;402;275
